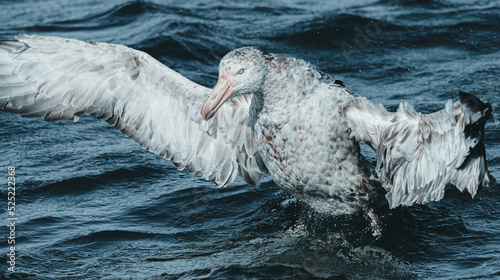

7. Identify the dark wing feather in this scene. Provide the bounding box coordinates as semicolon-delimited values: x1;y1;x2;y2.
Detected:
344;93;495;208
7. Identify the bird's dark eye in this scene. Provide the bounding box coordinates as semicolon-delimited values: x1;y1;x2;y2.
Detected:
237;69;245;74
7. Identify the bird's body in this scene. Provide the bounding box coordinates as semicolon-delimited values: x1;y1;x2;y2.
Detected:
0;35;495;232
247;53;371;215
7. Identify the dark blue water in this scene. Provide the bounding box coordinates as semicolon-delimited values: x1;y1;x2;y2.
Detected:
0;0;499;279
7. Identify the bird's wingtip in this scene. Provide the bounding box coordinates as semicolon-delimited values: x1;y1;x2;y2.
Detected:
458;91;490;113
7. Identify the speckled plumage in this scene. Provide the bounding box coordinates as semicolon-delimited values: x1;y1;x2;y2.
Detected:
0;36;495;224
214;47;494;216
240;50;373;215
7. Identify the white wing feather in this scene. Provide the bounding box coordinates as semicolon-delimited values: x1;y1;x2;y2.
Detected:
344;94;495;208
0;34;266;187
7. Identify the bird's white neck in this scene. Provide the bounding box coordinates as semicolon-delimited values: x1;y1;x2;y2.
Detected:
249;55;324;122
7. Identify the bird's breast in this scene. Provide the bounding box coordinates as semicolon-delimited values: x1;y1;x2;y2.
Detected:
249;87;372;215
253;97;364;185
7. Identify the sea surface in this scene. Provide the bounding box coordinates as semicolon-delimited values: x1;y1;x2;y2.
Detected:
0;0;499;279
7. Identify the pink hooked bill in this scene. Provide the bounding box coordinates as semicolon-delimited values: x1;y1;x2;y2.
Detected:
201;76;236;120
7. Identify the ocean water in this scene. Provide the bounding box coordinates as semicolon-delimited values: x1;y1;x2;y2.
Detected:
0;0;499;279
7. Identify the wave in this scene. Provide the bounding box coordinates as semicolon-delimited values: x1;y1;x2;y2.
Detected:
20;1;150;32
268;8;500;54
268;13;405;48
379;0;453;8
21;166;165;197
135;29;226;65
159;264;345;280
62;229;161;244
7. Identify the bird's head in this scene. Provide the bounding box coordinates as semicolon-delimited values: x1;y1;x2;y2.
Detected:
201;46;268;120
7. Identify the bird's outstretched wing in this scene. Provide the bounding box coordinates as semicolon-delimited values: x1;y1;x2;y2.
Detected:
0;34;266;187
344;92;496;208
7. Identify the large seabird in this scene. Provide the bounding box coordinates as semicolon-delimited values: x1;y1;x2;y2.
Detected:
0;35;495;234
